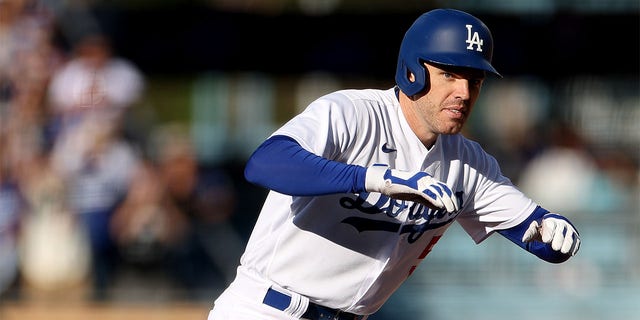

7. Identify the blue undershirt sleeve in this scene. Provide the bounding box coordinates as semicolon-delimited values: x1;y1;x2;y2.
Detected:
244;135;368;196
497;206;573;263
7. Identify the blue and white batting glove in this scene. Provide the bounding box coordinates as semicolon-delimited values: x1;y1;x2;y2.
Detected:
365;164;459;213
522;213;581;256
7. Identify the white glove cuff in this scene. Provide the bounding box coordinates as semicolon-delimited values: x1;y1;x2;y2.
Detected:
365;164;389;192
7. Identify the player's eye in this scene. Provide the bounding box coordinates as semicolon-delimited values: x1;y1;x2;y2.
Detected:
470;78;483;87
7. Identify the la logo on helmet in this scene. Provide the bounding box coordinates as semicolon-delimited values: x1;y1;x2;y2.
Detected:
465;24;484;52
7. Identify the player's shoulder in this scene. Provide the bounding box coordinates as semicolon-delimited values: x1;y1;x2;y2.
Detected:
440;134;489;156
317;87;396;105
440;134;502;175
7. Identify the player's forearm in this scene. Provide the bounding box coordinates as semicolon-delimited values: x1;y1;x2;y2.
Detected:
244;135;367;195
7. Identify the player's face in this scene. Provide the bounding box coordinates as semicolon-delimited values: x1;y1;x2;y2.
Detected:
412;63;485;136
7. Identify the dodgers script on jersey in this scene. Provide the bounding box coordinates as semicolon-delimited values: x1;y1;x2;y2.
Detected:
238;87;537;315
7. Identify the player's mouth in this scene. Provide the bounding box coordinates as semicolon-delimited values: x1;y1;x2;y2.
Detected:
443;107;466;120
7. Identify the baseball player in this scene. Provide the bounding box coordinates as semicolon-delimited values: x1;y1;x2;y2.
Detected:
207;8;581;320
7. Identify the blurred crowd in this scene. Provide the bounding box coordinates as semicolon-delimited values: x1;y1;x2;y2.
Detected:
0;0;244;302
0;0;638;308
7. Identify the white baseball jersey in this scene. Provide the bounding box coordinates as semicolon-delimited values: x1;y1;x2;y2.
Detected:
238;87;537;315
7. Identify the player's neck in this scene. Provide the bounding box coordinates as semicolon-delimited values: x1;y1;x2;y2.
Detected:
399;93;438;149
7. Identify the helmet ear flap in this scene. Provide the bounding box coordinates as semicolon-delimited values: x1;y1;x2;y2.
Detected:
396;58;429;97
411;61;430;96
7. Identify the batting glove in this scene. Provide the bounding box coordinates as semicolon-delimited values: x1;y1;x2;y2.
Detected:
522;213;581;256
365;164;459;213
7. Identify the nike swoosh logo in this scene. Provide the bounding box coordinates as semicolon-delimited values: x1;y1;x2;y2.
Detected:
381;143;396;153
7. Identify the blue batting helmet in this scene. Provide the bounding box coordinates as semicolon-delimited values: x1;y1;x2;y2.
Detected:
395;9;501;96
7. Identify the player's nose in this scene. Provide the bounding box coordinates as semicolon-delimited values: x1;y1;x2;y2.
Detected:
453;79;471;100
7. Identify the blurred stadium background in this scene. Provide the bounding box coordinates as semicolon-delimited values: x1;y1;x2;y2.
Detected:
0;1;638;320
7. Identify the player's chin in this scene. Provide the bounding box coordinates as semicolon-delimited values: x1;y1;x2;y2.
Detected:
438;122;465;135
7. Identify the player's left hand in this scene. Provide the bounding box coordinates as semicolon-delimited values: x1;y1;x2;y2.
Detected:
522;213;580;256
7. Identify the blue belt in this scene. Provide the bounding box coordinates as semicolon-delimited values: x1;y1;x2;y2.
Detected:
263;288;365;320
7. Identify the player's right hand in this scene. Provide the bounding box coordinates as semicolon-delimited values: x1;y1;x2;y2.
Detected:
365;164;458;212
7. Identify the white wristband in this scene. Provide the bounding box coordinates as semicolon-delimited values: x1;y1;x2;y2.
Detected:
364;164;389;192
